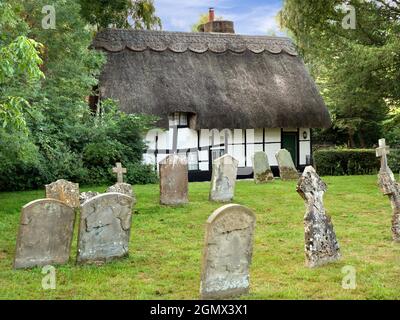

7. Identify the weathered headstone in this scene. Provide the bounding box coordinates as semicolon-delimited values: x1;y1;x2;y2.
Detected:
275;149;299;180
200;204;256;299
159;154;188;205
77;193;134;264
45;179;80;208
252;151;274;183
14;199;76;269
112;162;127;183
107;182;135;202
376;139;400;242
79;191;100;205
209;154;238;202
297;166;340;268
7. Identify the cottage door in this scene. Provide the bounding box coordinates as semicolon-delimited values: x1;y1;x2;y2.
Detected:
281;132;298;167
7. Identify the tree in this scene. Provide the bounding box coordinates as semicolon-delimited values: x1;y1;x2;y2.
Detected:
79;0;161;30
279;0;400;147
0;2;44;130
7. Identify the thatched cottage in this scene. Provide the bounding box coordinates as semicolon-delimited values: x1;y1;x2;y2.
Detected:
92;10;331;181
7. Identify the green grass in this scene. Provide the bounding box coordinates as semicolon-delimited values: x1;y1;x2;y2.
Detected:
0;175;399;299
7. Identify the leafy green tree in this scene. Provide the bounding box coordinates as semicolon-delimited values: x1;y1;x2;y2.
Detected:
279;0;400;147
0;2;44;130
79;0;161;29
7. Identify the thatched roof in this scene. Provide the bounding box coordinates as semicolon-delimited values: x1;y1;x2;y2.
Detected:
93;29;331;129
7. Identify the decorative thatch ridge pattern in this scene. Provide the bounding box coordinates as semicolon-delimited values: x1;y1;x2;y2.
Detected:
93;29;331;130
92;29;298;55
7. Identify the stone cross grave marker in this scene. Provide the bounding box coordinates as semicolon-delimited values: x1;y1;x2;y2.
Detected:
14;199;76;269
297;166;340;268
376;138;400;242
252;151;274;184
159;154;189;205
200;204;256;299
77;193;134;264
376;138;395;181
45;179;80;208
209;154;238;202
275;149;299;180
113;162;127;183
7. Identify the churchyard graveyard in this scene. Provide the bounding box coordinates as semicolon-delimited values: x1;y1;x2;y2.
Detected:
1;157;400;299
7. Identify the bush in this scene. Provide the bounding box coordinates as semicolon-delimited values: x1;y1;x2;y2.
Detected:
313;149;380;176
388;149;400;175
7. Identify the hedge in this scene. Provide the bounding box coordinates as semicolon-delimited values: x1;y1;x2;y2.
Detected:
313;148;400;176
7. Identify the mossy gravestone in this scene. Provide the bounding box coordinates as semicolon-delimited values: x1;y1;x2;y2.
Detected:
45;179;80;208
275;149;299;180
159;154;189;205
200;204;256;299
209;154;238;202
252;151;274;183
297;166;340;268
77;193;134;264
14;199;75;269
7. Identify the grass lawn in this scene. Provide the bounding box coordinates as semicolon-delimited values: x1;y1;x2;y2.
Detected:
0;175;399;300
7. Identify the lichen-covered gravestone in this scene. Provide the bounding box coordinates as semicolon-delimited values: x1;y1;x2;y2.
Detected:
297;166;340;268
45;179;80;208
252;151;274;183
107;183;136;204
376;138;400;242
200;204;256;299
77;193;134;264
159;154;188;205
275;149;299;180
14;199;76;269
209;154;238;202
79;191;100;205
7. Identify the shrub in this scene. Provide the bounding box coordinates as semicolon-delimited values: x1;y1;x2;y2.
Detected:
313;149;380;176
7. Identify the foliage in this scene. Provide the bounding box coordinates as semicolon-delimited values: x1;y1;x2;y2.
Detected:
313;148;380;176
0;0;159;191
79;0;161;30
280;0;400;148
0;2;44;130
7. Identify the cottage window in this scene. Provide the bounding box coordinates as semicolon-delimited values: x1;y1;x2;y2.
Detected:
187;151;199;171
168;112;188;127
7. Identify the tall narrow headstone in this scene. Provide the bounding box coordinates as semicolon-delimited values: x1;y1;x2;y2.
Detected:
200;204;256;299
275;149;299;180
209;154;238;202
159;154;188;205
252;151;274;183
14;199;76;269
77;193;134;264
297;166;340;268
45;179;80;208
376;139;400;242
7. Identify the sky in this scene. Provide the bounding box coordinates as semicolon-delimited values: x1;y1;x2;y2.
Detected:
153;0;286;36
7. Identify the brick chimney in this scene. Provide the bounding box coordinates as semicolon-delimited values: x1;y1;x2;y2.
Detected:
198;8;235;34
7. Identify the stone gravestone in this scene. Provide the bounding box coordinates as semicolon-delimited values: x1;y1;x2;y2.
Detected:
209;154;239;202
275;149;299;180
45;179;80;208
376;138;400;242
297;166;340;268
252;151;274;183
14;199;75;269
77;193;134;264
159;154;188;205
200;204;256;299
107;183;135;201
79;191;100;205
